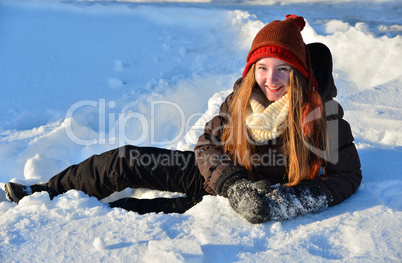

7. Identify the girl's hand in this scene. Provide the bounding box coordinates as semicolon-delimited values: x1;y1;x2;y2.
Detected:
227;181;328;224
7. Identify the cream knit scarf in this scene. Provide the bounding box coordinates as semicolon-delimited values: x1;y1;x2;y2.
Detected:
245;91;289;142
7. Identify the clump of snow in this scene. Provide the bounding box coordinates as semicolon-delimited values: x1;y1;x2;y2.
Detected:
18;192;51;208
24;154;70;182
93;237;106;250
378;24;402;33
324;20;351;34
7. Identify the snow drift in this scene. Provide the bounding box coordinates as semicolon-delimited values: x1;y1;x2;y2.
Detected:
0;0;401;262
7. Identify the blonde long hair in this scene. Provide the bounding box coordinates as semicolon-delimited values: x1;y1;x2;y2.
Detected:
221;64;327;185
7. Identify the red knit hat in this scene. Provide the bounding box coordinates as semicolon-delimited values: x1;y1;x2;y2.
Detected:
243;14;309;79
243;15;324;179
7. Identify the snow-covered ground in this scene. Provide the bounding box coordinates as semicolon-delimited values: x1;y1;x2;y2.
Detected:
0;0;401;262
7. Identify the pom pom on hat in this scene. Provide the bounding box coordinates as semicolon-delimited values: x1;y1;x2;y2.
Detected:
285;14;306;31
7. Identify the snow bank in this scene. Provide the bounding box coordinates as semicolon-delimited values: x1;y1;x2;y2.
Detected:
0;0;401;262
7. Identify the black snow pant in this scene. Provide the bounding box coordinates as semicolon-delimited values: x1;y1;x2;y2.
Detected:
47;145;207;214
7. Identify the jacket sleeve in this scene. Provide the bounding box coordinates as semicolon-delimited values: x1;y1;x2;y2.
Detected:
300;101;362;206
194;80;246;195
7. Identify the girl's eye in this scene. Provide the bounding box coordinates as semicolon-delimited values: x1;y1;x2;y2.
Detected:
258;66;267;70
279;67;290;72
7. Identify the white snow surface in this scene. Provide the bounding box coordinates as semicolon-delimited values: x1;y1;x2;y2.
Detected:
0;0;401;262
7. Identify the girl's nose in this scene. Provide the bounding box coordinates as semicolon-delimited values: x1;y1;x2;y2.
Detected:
265;70;277;85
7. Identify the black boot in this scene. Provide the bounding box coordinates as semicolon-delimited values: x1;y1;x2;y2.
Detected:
5;182;57;203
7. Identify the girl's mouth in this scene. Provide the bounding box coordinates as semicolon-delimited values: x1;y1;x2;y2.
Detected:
267;85;283;92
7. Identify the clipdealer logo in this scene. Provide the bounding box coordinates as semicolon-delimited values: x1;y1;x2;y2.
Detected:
64;98;340;165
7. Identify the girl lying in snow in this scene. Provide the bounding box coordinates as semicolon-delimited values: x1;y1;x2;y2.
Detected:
5;15;361;224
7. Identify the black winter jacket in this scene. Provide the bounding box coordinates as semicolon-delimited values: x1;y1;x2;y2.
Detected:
194;43;362;206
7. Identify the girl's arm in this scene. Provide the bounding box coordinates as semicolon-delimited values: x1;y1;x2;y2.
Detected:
194;79;248;195
301;111;362;206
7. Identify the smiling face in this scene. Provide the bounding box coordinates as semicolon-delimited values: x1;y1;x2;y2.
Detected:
254;57;291;102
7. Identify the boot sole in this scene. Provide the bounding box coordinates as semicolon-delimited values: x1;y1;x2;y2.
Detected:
5;182;20;203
